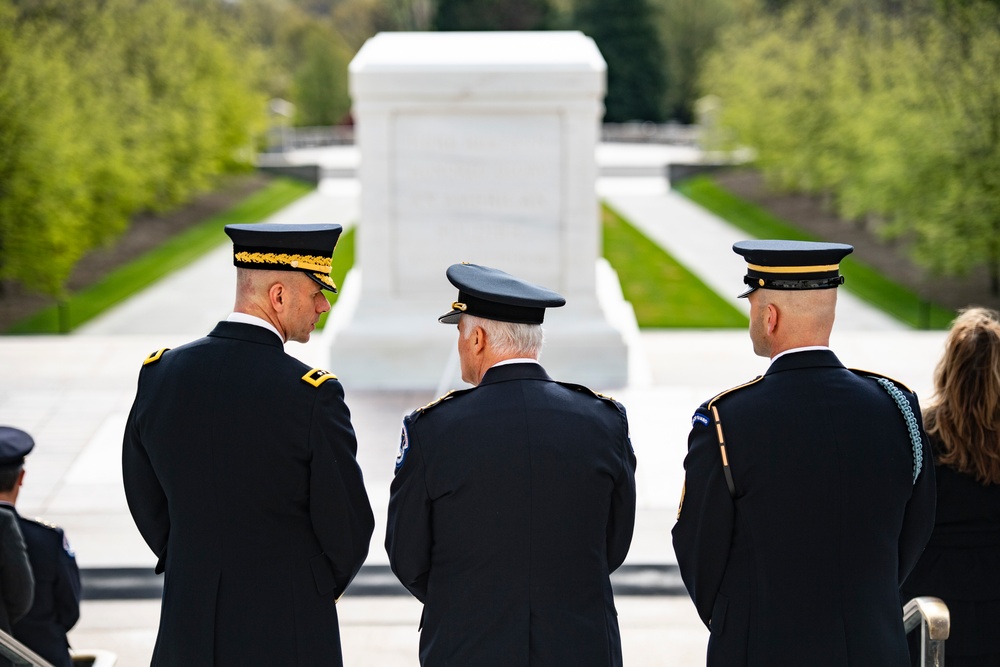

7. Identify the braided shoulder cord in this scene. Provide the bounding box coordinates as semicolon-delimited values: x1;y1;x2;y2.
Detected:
875;378;924;484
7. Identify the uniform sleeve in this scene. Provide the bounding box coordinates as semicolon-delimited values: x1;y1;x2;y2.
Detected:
53;528;81;631
671;404;736;629
385;416;433;603
606;402;637;572
897;394;936;583
122;381;170;574
307;379;375;600
0;513;34;625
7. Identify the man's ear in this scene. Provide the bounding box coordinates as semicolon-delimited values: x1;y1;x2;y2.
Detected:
269;282;285;310
766;303;779;336
472;325;487;354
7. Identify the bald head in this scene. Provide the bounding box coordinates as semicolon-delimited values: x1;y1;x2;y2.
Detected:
748;288;837;358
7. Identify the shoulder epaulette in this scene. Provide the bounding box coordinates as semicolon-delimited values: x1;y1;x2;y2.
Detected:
142;348;170;366
557;381;625;411
25;516;61;533
849;368;913;393
301;368;337;388
706;375;764;409
416;388;472;414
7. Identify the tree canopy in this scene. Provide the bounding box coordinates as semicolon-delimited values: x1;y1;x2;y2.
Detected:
703;0;1000;294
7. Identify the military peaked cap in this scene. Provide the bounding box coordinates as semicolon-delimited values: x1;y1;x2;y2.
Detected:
438;263;566;325
0;426;34;466
733;239;853;298
225;223;343;292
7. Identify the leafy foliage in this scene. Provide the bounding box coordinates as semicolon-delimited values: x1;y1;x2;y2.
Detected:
433;0;554;30
703;0;1000;294
574;0;668;122
0;0;268;300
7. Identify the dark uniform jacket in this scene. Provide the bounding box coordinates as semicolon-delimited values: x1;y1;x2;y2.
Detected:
0;508;32;634
0;505;80;667
386;362;637;667
901;437;1000;665
123;321;374;667
672;349;936;667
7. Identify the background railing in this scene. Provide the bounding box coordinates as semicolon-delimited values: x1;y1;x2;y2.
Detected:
264;122;701;152
904;596;950;667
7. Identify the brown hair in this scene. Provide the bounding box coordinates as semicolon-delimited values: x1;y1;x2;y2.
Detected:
923;307;1000;485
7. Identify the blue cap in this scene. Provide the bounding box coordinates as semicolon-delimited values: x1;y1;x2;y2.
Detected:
225;223;343;292
438;263;566;325
0;427;34;466
733;240;853;298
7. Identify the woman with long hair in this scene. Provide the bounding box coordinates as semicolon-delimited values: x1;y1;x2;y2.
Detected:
901;307;1000;666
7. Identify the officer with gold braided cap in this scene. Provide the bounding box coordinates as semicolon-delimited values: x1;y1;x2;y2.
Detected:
123;223;374;666
672;240;936;666
386;263;637;667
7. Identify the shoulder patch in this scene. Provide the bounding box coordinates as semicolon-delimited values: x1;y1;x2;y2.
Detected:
849;368;914;393
691;412;711;427
706;375;764;409
301;368;337;388
142;348;170;366
395;421;411;471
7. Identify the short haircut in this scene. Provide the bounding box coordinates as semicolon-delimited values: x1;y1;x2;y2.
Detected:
0;464;22;493
459;314;544;359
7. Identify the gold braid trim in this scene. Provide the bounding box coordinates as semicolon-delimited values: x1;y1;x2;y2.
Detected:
234;251;332;275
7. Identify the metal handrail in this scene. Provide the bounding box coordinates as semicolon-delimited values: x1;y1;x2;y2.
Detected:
903;596;950;667
0;628;53;666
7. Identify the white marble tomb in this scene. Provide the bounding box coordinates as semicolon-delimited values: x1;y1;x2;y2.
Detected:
331;31;631;390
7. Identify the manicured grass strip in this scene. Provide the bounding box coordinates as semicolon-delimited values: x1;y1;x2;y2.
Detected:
7;178;314;334
675;176;956;330
602;203;749;328
316;226;355;329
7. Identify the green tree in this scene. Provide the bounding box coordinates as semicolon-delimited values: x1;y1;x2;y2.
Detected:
575;0;668;121
0;0;268;306
292;24;352;126
655;0;736;123
433;0;554;30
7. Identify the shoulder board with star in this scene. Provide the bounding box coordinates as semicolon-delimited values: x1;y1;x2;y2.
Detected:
706;375;765;410
142;348;171;366
24;516;66;541
848;368;914;393
412;388;473;416
301;368;338;388
555;382;626;415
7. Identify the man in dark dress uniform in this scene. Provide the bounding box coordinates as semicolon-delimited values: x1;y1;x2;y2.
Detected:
0;429;34;640
0;427;80;667
386;263;637;667
672;240;937;667
123;223;374;666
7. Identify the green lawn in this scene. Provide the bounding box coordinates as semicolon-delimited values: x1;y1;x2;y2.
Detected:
7;178;314;334
316;226;355;329
675;176;956;330
602;203;749;328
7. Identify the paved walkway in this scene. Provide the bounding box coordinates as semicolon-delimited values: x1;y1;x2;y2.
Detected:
1;144;945;665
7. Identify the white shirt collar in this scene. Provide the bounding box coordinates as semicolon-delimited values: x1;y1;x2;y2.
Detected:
491;358;540;368
227;312;283;342
770;345;830;363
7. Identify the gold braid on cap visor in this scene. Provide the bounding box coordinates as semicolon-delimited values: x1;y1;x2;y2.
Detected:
235;251;337;290
234;251;332;274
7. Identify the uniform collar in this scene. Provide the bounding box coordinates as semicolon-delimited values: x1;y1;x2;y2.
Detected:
227;312;283;342
479;362;552;386
208;320;285;349
765;348;845;375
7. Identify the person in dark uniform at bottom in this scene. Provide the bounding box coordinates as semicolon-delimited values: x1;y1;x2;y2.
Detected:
386;263;637;667
0;429;34;640
123;223;375;666
672;240;937;667
0;427;80;667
